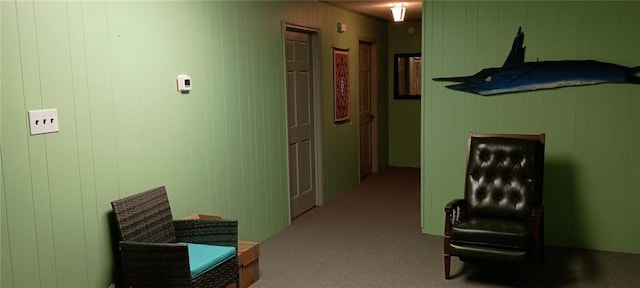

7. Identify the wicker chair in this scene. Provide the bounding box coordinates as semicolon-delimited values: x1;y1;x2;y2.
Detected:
111;186;239;287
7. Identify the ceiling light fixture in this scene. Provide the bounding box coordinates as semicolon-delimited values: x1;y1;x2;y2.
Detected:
390;3;407;22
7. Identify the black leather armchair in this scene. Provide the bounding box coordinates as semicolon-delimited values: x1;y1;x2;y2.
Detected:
444;133;545;279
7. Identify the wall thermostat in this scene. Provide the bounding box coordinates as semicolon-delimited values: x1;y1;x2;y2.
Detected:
177;74;192;93
337;22;347;33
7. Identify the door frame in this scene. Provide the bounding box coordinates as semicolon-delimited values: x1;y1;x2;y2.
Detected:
358;38;379;178
282;22;324;223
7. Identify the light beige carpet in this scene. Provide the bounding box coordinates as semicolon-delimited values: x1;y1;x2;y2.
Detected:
253;167;640;288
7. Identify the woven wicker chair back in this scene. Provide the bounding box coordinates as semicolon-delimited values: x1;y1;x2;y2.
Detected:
111;186;177;243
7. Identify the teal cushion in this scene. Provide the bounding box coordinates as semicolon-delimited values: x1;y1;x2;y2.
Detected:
186;243;236;278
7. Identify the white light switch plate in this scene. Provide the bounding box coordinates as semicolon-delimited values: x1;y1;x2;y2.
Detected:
28;108;59;135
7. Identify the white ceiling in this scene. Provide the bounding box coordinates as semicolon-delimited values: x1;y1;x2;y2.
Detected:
322;0;422;23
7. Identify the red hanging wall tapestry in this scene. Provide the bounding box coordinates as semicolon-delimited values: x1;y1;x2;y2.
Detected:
333;47;350;122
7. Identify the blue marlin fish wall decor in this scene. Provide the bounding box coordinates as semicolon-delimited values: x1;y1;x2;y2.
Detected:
433;27;640;96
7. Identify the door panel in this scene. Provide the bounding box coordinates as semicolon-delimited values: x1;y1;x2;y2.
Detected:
286;31;315;219
298;139;313;193
359;42;373;179
288;145;298;199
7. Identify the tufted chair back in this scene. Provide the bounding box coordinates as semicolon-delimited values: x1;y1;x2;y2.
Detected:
464;135;545;219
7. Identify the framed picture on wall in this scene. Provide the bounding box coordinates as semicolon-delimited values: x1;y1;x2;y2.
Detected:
333;46;350;122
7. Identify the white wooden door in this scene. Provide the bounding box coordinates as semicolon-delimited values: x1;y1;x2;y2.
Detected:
286;31;316;219
359;42;374;179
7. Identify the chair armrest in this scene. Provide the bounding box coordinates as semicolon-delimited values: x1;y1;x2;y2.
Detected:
444;199;466;235
119;241;191;285
173;219;238;248
531;205;544;217
445;199;466;213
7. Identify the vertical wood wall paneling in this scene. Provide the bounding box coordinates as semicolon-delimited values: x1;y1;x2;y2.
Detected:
1;162;12;288
245;2;263;230
213;1;233;220
243;1;259;239
1;1;389;286
611;2;635;253
433;2;461;231
275;1;287;233
606;2;628;252
1;0;29;286
169;1;190;213
474;1;499;132
15;1;49;286
246;0;260;237
440;2;467;216
206;1;228;220
81;3;121;284
163;1;189;216
462;1;479;134
266;7;283;230
198;0;214;220
267;3;281;239
544;1;577;247
570;2;595;248
420;0;430;233
583;2;620;251
0;9;2;286
33;2;87;286
422;1;640;254
625;1;640;253
250;4;266;240
521;1;545;134
496;2;525;133
137;1;169;202
169;0;189;219
106;1;145;206
264;15;277;238
221;1;243;229
1;5;16;288
0;6;3;286
66;1;102;284
183;1;210;220
422;0;440;234
237;0;251;238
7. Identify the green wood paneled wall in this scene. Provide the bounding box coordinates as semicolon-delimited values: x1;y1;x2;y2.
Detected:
0;1;388;287
388;21;421;168
422;1;640;254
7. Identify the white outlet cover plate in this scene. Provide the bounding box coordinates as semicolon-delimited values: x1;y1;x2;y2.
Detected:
28;108;59;135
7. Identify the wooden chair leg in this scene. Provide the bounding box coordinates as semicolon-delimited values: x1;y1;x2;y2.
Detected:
444;254;451;279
